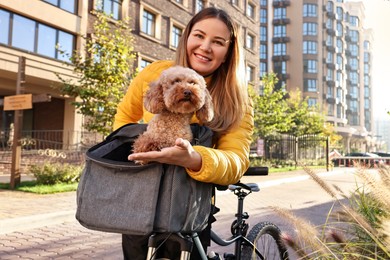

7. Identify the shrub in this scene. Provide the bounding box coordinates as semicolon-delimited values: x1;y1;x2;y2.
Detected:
29;163;83;185
276;165;390;259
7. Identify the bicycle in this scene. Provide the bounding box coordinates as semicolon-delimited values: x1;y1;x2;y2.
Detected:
146;181;289;260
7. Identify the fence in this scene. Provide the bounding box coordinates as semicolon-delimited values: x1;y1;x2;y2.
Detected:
0;129;103;175
261;134;329;167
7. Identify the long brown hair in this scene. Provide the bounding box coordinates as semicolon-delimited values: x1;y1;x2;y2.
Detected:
175;7;248;134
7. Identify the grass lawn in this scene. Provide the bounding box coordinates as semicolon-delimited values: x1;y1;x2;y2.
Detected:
0;181;78;194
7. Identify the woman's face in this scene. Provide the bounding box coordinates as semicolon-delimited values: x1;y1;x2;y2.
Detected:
186;18;231;76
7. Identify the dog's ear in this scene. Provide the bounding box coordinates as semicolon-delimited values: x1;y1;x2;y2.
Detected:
144;79;166;114
196;90;214;123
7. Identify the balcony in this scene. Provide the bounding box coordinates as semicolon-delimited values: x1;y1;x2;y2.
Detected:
272;18;291;25
272;0;291;7
326;28;336;36
272;55;290;62
327;97;336;104
326;46;335;52
327;80;336;87
272;36;290;43
327;11;335;19
326;63;336;70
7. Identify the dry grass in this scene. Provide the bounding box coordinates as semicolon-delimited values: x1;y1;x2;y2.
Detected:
275;165;390;259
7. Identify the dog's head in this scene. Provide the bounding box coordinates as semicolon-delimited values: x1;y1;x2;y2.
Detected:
144;66;214;122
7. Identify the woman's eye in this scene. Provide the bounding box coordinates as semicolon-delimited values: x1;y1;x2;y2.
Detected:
194;33;204;39
213;40;225;46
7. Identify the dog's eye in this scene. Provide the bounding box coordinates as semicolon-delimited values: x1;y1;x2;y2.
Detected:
173;78;182;84
188;80;196;85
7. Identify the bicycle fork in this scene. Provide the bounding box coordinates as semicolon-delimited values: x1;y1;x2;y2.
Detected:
146;233;208;260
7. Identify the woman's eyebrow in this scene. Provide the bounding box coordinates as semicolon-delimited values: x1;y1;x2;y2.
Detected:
192;29;229;42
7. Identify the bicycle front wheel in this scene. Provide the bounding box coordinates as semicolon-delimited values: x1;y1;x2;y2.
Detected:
241;222;289;260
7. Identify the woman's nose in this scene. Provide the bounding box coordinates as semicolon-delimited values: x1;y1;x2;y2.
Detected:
199;39;211;52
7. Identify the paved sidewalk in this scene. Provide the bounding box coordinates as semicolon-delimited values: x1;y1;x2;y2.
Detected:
0;168;341;235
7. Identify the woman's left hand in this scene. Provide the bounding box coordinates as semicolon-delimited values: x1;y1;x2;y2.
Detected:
128;138;202;171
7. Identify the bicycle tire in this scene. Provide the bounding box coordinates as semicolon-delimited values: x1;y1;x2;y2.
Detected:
241;221;289;260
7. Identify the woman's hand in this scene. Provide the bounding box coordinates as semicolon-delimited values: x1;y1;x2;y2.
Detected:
128;138;202;171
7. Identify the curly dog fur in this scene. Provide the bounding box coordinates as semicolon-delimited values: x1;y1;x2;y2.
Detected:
132;66;214;163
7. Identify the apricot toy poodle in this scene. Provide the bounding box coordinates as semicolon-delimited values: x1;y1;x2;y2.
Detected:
132;66;214;163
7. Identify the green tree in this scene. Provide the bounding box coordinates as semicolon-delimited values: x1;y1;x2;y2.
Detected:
56;10;136;136
285;88;325;136
251;73;292;138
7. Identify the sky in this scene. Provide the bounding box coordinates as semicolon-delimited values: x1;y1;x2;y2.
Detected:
349;0;390;119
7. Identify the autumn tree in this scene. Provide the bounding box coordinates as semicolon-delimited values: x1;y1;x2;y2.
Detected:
56;10;135;136
251;73;292;138
285;88;325;136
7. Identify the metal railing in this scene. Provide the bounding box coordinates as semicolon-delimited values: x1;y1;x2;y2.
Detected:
0;129;103;174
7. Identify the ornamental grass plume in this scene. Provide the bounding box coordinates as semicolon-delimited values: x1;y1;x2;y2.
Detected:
275;165;390;259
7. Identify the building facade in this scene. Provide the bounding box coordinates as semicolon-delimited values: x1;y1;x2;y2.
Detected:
260;0;376;153
0;0;380;153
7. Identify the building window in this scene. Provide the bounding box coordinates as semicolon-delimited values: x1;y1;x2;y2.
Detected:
274;61;286;74
0;10;10;44
273;43;286;56
196;0;204;13
336;7;343;20
96;0;122;20
1;9;74;61
328;103;334;116
171;25;183;48
308;98;317;107
260;62;267;77
232;0;239;7
303;4;317;17
246;65;255;83
260;26;267;41
247;2;256;19
364;40;370;50
246;33;255;50
43;0;77;14
303;41;317;54
260;44;267;59
274;8;286;19
304;79;317;92
260;9;267;24
349;16;359;27
142;9;156;37
326;52;333;63
303;60;317;73
336;55;343;67
140;58;152;71
273;25;286;37
364;52;370;63
260;0;267;6
303;22;317;36
336;38;343;52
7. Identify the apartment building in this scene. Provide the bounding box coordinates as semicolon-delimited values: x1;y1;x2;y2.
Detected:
0;0;378;153
260;0;375;153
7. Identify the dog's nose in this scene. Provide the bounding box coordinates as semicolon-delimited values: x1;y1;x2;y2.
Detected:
183;90;192;97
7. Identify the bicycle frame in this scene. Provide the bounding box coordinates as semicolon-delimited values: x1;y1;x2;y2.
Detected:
147;182;263;260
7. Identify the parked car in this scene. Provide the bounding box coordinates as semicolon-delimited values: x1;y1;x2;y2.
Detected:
371;152;390;157
332;152;383;167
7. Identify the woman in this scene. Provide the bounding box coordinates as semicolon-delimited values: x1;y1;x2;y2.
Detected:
114;7;254;259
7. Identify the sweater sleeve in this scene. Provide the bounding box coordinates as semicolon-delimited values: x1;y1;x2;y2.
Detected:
187;104;254;185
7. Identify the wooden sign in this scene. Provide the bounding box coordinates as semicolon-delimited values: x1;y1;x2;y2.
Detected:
3;94;32;111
